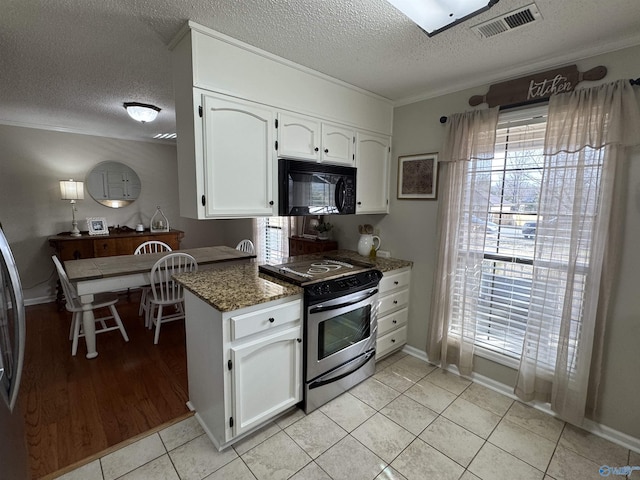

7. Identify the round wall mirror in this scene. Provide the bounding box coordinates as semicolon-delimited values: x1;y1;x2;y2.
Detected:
86;161;141;208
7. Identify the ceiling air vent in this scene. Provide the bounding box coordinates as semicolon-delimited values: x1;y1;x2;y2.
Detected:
471;3;542;39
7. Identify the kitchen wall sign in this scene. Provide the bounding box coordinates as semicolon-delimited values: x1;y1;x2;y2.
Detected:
468;65;607;108
397;153;438;200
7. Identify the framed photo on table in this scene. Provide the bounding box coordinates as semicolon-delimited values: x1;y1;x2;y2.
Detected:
87;217;109;235
397;153;438;200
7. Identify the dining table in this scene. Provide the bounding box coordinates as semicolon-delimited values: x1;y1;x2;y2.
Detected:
63;245;255;359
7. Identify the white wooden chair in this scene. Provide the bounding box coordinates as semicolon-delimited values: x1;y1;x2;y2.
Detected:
52;256;129;356
134;240;172;327
235;239;255;255
148;252;198;344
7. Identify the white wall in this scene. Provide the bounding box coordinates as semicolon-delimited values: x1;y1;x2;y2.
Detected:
331;44;640;439
0;124;249;303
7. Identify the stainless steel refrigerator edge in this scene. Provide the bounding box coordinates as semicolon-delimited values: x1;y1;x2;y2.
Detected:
0;226;30;479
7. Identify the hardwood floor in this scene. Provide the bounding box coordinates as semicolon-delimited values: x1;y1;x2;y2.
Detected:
18;292;190;479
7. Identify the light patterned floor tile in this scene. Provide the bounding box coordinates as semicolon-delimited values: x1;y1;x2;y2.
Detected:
468;443;543;480
460;472;482;480
159;416;205;451
546;445;603;480
459;383;513;416
101;433;166;480
285;410;347;459
629;451;640;479
233;422;282;456
118;454;180;480
419;416;485;467
374;365;417;392
55;460;103;480
391;438;464;480
319;392;376;432
404;378;457;413
488;418;556;471
203;457;256;480
289;461;332;480
442;397;501;439
351;412;415;463
375;466;408;479
242;430;311;480
315;435;385;480
169;434;238;480
504;402;565;442
275;407;306;430
558;423;629;466
423;369;472;395
349;377;401;410
380;394;438;435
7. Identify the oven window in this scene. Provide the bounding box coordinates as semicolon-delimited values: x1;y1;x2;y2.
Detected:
318;305;371;359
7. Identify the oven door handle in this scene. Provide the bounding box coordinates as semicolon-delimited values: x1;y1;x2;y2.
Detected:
309;288;378;314
308;350;375;390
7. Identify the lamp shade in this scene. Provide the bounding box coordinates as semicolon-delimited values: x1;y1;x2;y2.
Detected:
124;102;161;123
60;180;84;200
386;0;498;36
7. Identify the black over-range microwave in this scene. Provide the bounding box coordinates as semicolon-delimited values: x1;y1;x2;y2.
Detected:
278;158;357;216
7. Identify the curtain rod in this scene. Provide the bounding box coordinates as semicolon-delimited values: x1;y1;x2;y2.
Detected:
439;77;640;124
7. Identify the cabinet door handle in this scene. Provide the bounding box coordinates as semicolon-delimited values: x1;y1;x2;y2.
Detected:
392;319;397;324
393;300;398;304
391;338;396;343
314;147;319;152
269;201;274;206
324;148;329;154
268;317;275;323
297;338;302;343
394;281;399;285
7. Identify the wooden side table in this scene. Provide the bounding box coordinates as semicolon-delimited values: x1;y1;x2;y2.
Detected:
288;236;338;256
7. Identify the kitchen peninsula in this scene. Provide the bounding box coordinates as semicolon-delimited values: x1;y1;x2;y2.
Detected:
174;250;412;449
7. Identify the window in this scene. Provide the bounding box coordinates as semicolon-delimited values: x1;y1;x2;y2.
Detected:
450;105;597;371
254;217;295;264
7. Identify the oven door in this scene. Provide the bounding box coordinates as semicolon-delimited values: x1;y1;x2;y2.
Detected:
306;287;378;382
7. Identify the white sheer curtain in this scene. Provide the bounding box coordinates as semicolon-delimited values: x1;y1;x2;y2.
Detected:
427;107;499;375
515;80;640;424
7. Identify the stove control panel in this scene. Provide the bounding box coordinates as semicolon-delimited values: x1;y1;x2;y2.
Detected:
306;269;383;300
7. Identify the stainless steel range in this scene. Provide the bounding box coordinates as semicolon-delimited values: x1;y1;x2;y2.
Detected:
259;257;382;413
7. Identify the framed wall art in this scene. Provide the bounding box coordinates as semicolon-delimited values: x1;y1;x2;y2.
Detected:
397;153;438;200
87;217;109;235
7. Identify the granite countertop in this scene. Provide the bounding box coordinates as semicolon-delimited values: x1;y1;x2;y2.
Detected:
174;262;302;312
174;249;411;313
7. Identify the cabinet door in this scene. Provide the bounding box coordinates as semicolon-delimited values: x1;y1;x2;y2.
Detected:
277;112;320;161
230;325;302;436
355;132;390;214
321;122;354;166
202;94;275;217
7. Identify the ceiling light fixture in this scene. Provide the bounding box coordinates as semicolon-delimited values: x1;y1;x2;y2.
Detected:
386;0;500;37
123;102;161;123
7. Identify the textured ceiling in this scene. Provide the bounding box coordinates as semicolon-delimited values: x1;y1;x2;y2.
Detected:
2;0;640;142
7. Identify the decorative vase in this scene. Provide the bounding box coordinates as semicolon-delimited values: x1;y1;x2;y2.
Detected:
357;234;381;256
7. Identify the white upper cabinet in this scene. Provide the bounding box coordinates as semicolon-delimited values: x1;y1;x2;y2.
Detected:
201;93;275;217
171;24;393;219
321;122;355;166
355;131;391;214
277;113;354;166
277;112;320;161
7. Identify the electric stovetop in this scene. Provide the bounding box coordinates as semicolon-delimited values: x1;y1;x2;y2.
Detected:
258;256;377;287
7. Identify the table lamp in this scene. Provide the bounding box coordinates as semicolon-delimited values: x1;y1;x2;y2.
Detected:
60;179;84;237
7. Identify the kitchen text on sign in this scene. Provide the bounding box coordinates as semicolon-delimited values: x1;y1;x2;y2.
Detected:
527;74;573;100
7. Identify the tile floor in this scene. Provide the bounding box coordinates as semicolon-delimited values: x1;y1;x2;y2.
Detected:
55;352;639;480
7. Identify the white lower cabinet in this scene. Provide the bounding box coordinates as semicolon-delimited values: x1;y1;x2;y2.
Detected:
230;325;302;436
184;291;302;449
376;267;411;360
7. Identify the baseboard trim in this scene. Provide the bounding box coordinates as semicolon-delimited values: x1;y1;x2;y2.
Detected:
25;295;56;306
400;346;640;454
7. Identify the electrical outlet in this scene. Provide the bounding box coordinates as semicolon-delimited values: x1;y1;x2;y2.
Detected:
377;250;391;258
